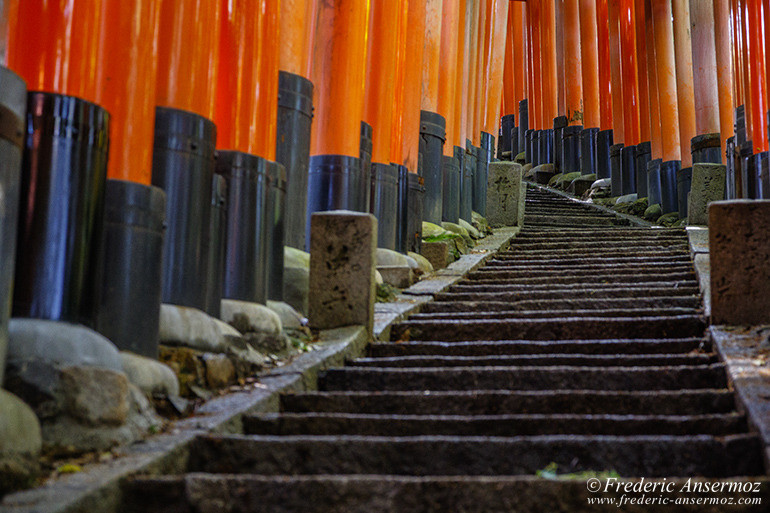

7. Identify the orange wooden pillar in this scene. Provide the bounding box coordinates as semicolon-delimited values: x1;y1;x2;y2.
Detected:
513;3;527;110
7;0;102;102
155;0;220;123
421;0;444;115
529;0;543;130
564;0;583;126
579;0;600;130
634;0;651;145
257;1;280;161
713;0;734;155
215;0;261;155
279;0;318;79
672;0;697;168
619;0;641;146
556;0;565;119
689;0;721;139
310;0;368;158
438;0;461;156
503;8;516;116
483;0;510;138
396;0;426;174
607;0;625;145
390;0;410;168
596;0;613;132
540;0;558;127
737;0;753;146
457;0;472;149
644;0;663;160
745;0;768;153
651;0;681;162
473;0;489;147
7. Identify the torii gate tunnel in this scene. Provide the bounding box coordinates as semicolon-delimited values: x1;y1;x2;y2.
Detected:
0;0;764;367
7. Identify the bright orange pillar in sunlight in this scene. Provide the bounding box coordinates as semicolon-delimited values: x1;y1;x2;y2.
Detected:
473;0;489;145
503;8;515;115
563;0;583;126
608;0;625;144
745;0;768;152
596;0;613;131
737;0;753;143
540;0;558;125
391;0;409;166
634;0;651;143
579;0;600;129
644;0;663;159
512;3;527;109
93;0;161;184
672;0;697;166
421;0;444;113
714;0;734;154
528;0;543;130
310;0;368;157
155;0;221;121
438;0;460;154
651;0;681;161
364;0;401;164
279;0;318;78
215;0;262;155
690;0;721;138
7;0;102;101
484;0;509;136
396;0;426;173
619;0;640;145
456;0;471;147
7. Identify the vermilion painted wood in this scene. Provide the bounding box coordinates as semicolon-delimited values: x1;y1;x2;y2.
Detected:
690;0;721;137
529;0;543;130
596;0;613;131
634;0;651;144
310;0;368;157
714;0;735;154
484;0;510;136
620;0;640;145
279;0;318;79
651;0;682;162
672;0;697;166
421;0;444;114
438;0;461;155
540;0;558;126
607;0;625;144
564;0;583;126
396;0;426;173
579;0;600;129
644;0;663;160
745;0;768;152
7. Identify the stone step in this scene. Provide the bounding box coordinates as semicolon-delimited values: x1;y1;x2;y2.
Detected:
523;217;630;226
514;228;685;238
479;262;694;273
408;307;700;321
423;297;703;312
433;286;701;302
507;241;689;251
447;281;699;295
487;255;693;266
391;315;705;341
495;247;691;258
244;412;746;437
280;389;735;415
318;364;727;392
184;434;763;478
349;353;716;368
369;338;705;356
460;273;696;286
123;474;770;513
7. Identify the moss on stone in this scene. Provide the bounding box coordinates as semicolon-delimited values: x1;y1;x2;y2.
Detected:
644;203;662;221
656;212;681;227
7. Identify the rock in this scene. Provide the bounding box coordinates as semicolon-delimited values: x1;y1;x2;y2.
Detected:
522;163;534;178
644;203;663;221
514;152;526;164
441;222;473;246
243;331;291;356
376;248;411;267
375;270;383;285
0;389;42;456
613;197;648;217
8;319;122;372
591;178;612;189
61;366;129;426
407;252;434;274
555;171;582;190
421;241;450;270
403;255;419;269
615;193;638;205
283;265;309;315
568;174;597;197
201;353;236;389
471;211;491;234
266;301;307;330
487;162;525;228
656;212;681;227
308;211;377;334
547;172;564;186
120;352;180;397
220;299;282;335
284;246;310;269
688;163;727;225
458;219;481;239
421;222;447;239
160;304;241;353
377;266;413;288
533;164;557;184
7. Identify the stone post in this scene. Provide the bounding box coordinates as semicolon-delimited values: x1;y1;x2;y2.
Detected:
309;210;377;335
709;200;770;324
487;162;525;227
687;163;726;225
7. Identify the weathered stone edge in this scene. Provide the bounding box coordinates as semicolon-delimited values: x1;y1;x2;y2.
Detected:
710;326;770;475
1;326;368;513
525;181;655;228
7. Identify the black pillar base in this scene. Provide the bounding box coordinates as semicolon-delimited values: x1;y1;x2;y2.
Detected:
406;173;425;254
359;121;373;213
553;116;568;172
677;166;692;219
562;125;582;175
660;160;681;214
419;111;446;225
266;161;286;301
580;127;599;175
635;142;651;198
596;129;614;180
610;143;624;196
691;133;722;165
620;145;637;195
441;153;461;224
647;159;663;207
370;162;399;249
518;99;529;155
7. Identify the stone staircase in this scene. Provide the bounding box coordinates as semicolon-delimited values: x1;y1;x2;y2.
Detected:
121;184;768;512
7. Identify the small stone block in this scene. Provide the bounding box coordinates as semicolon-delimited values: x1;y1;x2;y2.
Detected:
309;210;377;334
688;163;726;226
532;164;556;184
421;241;450;270
568;176;595;197
487;162;524;228
710;200;770;325
377;265;413;289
